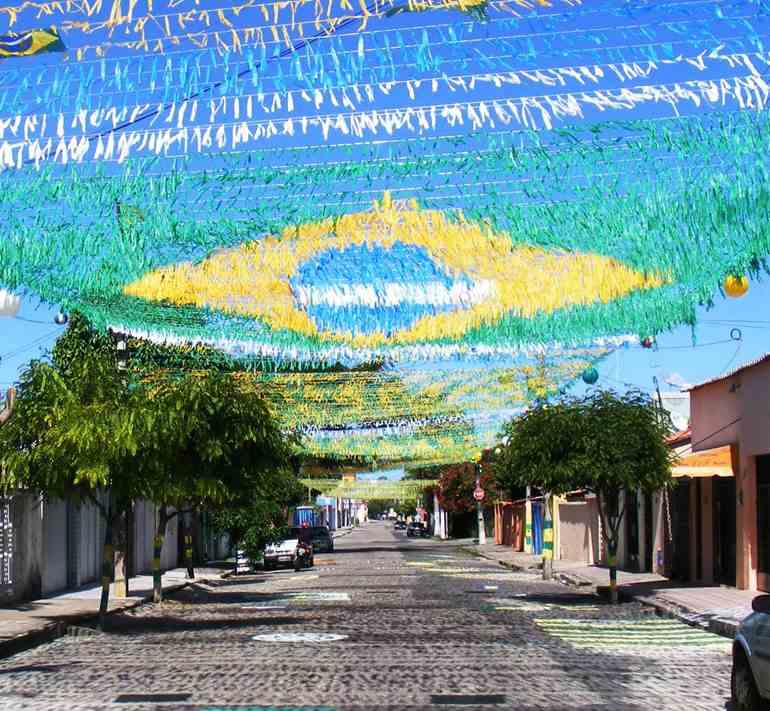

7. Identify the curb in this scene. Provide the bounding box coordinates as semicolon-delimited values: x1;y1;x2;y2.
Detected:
332;527;355;540
556;571;593;587
632;594;739;639
0;576;215;660
460;546;540;573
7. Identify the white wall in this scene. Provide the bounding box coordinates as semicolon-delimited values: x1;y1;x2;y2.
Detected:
3;493;184;604
76;497;105;586
133;500;155;575
41;499;68;595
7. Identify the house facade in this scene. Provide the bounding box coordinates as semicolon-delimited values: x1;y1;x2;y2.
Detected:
490;358;769;594
687;353;770;592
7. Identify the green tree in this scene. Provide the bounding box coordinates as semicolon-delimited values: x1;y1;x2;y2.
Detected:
138;370;295;601
211;468;303;572
496;390;674;602
437;462;495;513
0;314;297;616
0;348;156;626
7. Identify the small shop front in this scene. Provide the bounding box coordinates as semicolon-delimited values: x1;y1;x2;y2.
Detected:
688;353;770;592
669;445;737;587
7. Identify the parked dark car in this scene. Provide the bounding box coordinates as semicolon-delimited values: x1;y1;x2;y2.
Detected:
309;526;334;553
394;520;407;530
263;527;315;570
406;521;430;538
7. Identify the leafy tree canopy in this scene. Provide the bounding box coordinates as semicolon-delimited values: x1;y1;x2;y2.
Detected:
138;369;297;511
0;314;297;515
495;389;674;500
0;346;155;508
437;463;495;513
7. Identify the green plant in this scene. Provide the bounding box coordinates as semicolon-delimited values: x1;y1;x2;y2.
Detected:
212;470;303;571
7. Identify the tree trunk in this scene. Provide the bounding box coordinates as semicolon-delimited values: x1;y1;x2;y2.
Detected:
542;493;553;581
607;538;619;604
596;490;625;604
98;513;114;630
182;510;195;580
153;505;168;604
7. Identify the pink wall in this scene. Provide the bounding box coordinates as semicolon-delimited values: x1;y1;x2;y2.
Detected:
739;359;770;457
689;359;770;591
690;379;741;451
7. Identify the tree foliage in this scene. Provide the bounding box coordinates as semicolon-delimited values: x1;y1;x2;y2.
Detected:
211;468;303;569
437;462;495;513
495;389;674;599
495;390;674;499
0;341;154;508
0;313;298;609
138;370;297;512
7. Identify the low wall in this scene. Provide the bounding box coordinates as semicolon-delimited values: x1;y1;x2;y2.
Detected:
558;498;601;565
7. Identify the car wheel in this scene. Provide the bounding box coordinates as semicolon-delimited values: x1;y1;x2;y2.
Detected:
732;649;763;711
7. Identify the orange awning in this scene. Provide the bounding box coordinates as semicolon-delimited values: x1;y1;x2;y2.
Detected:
672;446;734;478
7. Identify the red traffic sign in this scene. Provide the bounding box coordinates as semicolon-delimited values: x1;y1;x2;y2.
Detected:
473;487;485;502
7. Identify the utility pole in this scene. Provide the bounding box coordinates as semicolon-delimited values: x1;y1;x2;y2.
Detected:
475;462;487;545
108;329;130;598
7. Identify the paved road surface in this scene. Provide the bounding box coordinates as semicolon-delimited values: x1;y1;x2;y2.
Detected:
0;521;732;710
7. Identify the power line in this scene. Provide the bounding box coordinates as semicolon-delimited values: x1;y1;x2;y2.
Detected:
0;329;60;362
677;416;742;457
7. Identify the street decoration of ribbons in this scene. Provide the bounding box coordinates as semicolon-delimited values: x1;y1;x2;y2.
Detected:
299;478;437;499
0;0;558;60
0;27;64;58
122;192;664;350
1;0;769;462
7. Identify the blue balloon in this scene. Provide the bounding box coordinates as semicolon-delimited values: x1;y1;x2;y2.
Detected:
582;367;599;385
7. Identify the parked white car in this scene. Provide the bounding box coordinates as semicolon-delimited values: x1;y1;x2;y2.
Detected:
732;594;770;710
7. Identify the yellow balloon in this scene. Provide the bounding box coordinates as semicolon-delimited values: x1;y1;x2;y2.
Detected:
724;275;749;298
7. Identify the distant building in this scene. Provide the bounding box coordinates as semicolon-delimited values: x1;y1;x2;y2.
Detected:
660;391;690;431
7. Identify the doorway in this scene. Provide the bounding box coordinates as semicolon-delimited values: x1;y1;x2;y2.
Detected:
757;455;770;591
625;490;640;571
713;477;736;586
668;480;690;581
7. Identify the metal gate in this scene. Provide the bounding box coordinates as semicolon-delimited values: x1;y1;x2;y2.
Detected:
531;501;544;555
0;496;14;598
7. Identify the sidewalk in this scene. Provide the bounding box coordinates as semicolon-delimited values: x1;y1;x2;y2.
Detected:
0;566;224;658
332;526;355;539
463;542;755;638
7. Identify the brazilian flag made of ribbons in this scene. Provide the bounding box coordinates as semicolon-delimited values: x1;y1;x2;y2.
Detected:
0;27;64;58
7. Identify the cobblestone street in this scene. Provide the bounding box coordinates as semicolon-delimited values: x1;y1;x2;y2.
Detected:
0;522;733;711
